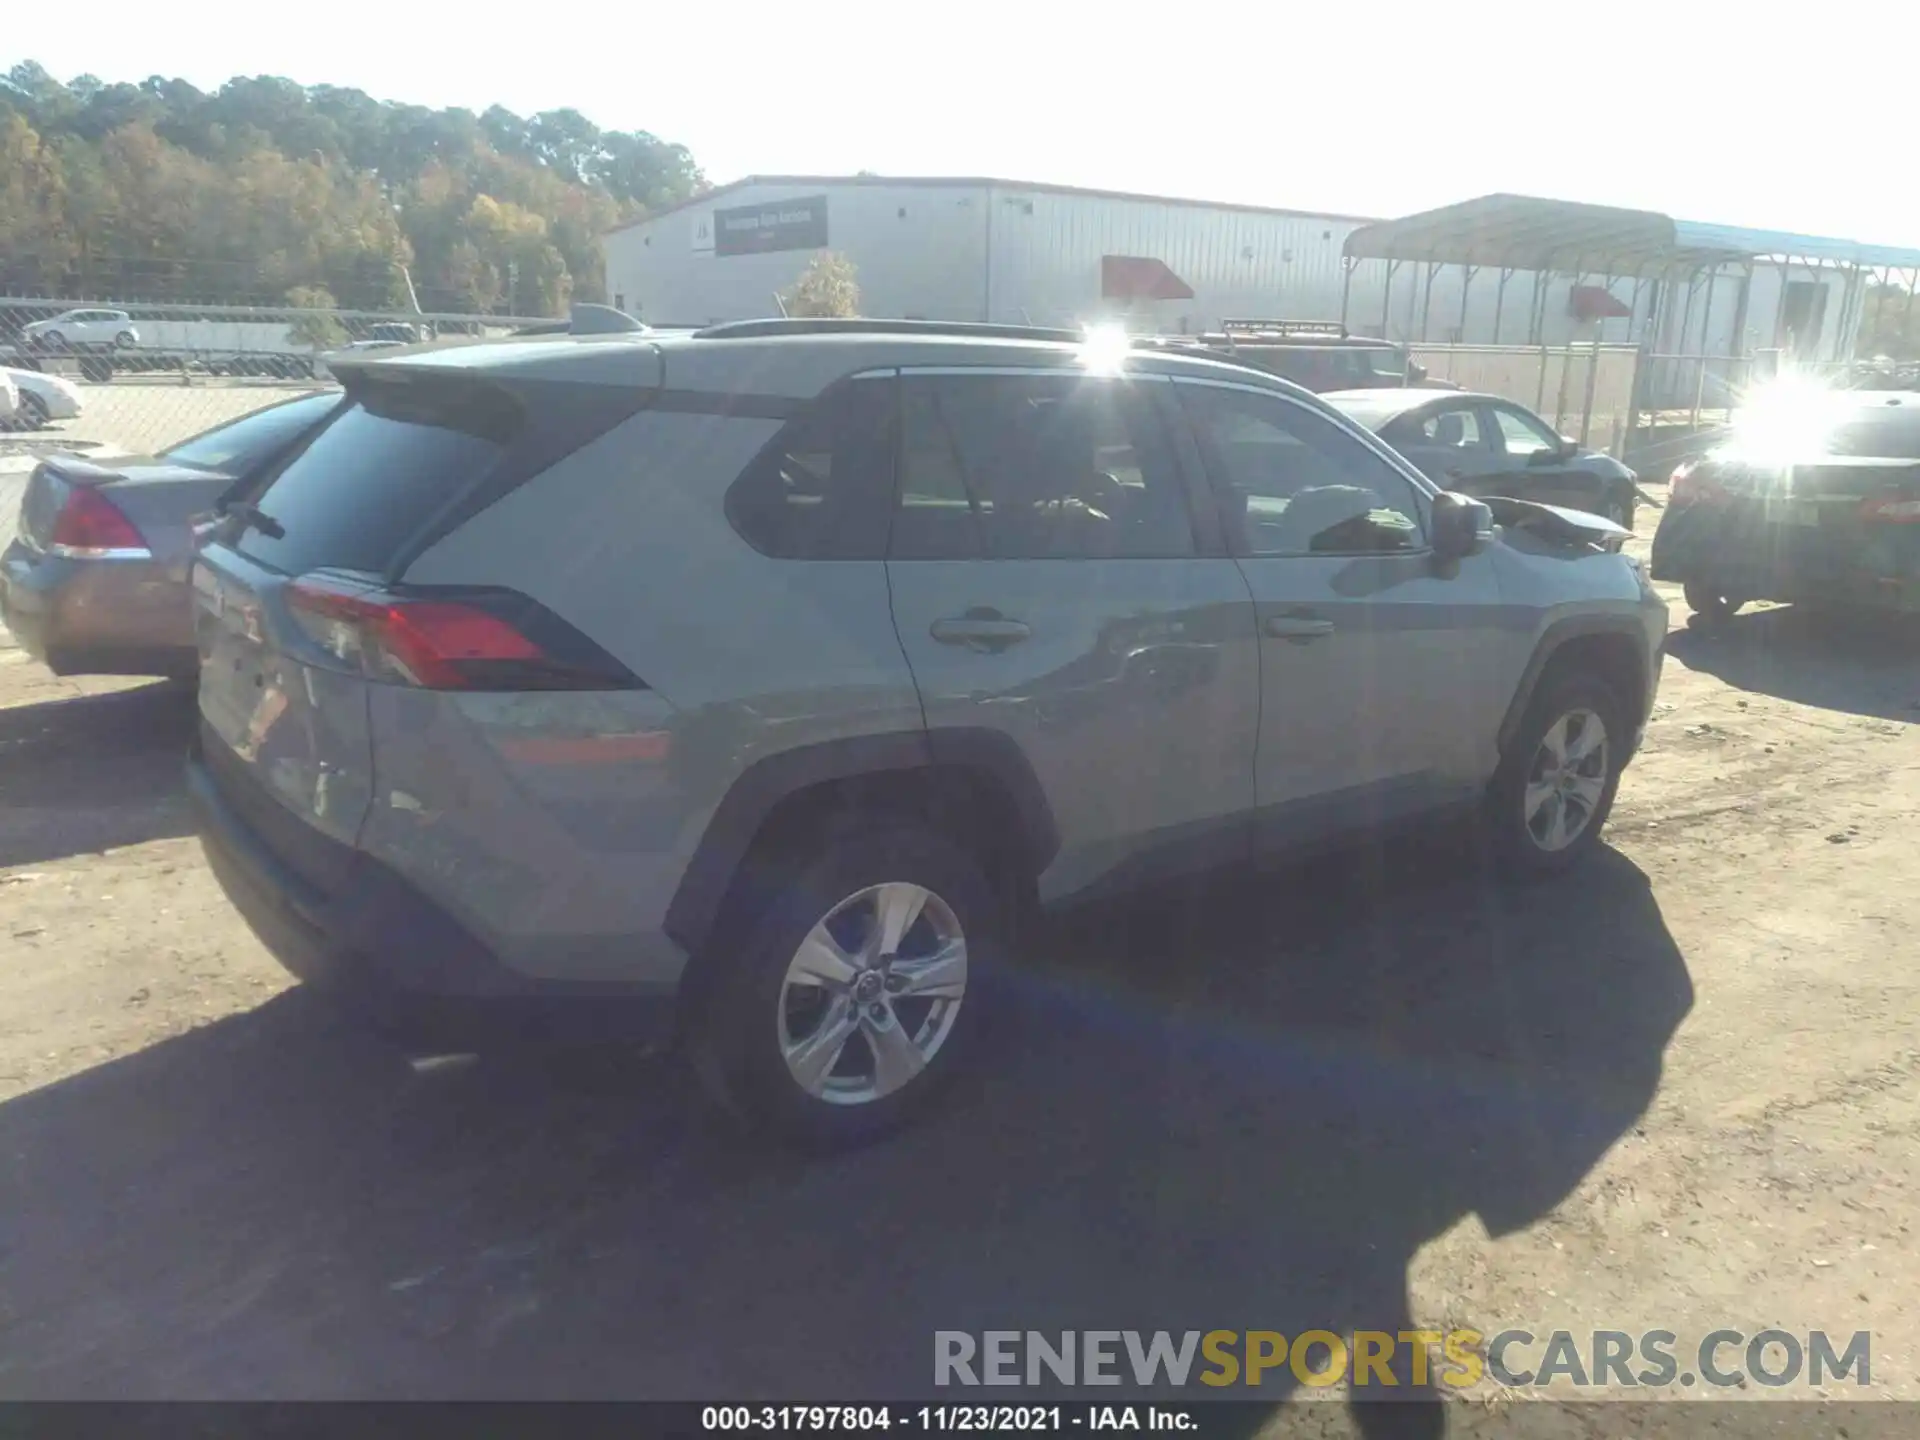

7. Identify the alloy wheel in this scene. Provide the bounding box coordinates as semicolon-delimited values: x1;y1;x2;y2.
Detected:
1523;708;1610;852
777;881;968;1106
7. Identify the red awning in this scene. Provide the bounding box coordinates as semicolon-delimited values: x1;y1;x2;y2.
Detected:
1568;284;1631;321
1101;255;1195;302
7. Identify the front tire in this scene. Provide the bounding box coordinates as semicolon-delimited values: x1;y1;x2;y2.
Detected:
1488;670;1627;879
688;823;998;1149
1683;582;1740;627
18;392;49;430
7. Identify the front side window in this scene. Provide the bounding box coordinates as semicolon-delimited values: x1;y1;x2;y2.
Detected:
1409;406;1488;451
725;379;894;560
1179;383;1425;557
1490;405;1560;457
891;373;1195;560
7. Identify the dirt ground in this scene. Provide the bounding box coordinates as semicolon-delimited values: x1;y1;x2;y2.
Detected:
2;505;1917;1420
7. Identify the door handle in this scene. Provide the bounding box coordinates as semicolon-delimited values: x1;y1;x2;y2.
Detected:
931;616;1032;652
1264;614;1335;641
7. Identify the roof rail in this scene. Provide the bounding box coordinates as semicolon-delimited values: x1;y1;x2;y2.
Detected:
1220;319;1349;339
691;317;1088;344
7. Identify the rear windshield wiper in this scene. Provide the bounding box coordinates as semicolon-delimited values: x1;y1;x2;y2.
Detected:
217;500;286;540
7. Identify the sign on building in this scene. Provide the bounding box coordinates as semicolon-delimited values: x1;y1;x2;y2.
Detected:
713;196;830;257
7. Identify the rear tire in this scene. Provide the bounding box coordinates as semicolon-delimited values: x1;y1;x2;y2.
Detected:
18;392;49;430
1487;670;1627;880
687;822;999;1150
1683;582;1740;627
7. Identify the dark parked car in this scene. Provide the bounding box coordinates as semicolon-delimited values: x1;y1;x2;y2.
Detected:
1139;320;1458;394
1652;389;1920;624
1;390;341;677
1326;388;1641;528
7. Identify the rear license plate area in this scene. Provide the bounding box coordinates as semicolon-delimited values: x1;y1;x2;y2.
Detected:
1763;498;1820;529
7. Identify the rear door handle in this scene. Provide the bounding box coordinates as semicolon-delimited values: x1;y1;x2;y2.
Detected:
931;616;1032;652
1264;614;1335;641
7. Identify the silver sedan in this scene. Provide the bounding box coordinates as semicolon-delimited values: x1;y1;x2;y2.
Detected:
1;390;341;677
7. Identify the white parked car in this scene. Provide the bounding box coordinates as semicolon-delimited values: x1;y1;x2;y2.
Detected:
20;309;140;351
1;367;84;429
0;369;17;426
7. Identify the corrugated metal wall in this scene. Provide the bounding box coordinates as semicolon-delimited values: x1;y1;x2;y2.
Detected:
604;179;1378;331
603;179;1864;362
604;181;992;326
982;184;1363;331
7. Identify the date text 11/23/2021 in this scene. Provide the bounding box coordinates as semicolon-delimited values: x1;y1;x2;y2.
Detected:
700;1405;1199;1433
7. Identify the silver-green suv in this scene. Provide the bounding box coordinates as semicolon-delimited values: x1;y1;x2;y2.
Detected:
186;316;1666;1147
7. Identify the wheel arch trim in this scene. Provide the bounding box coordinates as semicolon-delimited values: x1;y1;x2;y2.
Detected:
1496;615;1650;756
663;727;1059;956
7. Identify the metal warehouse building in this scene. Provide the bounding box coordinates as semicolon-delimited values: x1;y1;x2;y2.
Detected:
603;174;1374;334
603;174;1920;367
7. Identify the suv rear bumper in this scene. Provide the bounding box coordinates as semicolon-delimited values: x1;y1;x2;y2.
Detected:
188;738;679;1050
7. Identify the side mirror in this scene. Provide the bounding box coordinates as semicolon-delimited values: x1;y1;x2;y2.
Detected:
1431;491;1495;565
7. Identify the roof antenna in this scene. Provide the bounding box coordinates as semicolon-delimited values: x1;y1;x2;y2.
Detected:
772;291;791;318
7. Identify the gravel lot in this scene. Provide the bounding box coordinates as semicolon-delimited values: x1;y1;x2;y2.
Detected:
2;451;1917;1420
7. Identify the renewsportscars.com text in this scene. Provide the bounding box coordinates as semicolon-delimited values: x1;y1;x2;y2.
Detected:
934;1329;1871;1390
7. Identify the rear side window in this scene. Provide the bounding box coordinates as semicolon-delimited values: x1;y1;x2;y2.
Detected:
892;373;1195;560
234;380;515;575
725;379;894;559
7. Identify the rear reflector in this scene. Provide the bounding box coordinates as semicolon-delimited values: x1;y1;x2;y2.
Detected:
48;487;150;558
287;574;642;691
1667;461;1729;507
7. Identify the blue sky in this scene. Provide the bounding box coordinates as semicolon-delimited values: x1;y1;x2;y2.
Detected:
27;0;1920;247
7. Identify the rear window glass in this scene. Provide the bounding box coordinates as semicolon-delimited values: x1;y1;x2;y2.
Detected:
1828;410;1920;459
163;393;339;474
234;382;513;575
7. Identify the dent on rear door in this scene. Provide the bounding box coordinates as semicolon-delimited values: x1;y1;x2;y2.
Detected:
192;543;376;850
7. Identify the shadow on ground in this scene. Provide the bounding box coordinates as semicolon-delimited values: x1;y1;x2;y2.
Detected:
0;681;197;867
1664;605;1920;723
0;819;1690;1428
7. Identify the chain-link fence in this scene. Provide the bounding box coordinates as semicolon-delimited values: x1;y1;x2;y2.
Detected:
1406;342;1642;456
0;297;551;456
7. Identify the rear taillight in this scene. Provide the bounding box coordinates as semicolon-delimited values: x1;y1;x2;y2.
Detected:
1857;495;1920;524
48;488;150;557
1667;461;1728;508
286;574;641;691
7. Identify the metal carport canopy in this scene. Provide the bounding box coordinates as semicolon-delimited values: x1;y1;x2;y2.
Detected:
1341;193;1920;273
